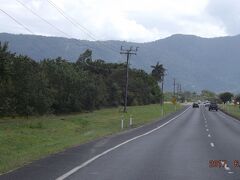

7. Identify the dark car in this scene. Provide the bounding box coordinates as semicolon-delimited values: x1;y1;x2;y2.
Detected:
192;103;199;108
209;102;218;111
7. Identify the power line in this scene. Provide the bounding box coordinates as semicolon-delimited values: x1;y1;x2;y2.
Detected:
15;0;116;53
3;0;128;61
15;0;93;50
16;0;69;37
47;0;96;40
1;5;96;60
46;0;120;54
0;8;34;34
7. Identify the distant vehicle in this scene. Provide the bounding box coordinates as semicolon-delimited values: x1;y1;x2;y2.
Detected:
205;102;210;107
192;102;199;108
209;102;218;111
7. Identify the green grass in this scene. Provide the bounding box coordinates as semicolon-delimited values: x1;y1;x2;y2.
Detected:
219;104;240;120
0;103;181;173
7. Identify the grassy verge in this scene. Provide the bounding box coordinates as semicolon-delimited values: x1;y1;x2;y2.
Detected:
219;104;240;120
0;103;181;173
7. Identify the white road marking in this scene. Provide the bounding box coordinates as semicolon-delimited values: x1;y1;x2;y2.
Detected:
228;171;234;174
205;124;208;127
206;129;209;131
218;113;226;119
218;111;240;124
200;107;207;122
210;142;215;147
56;107;191;180
208;134;211;137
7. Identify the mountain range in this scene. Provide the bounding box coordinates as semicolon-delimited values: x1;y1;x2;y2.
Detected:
1;32;240;93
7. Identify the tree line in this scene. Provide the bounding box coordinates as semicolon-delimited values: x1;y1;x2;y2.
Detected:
0;42;163;116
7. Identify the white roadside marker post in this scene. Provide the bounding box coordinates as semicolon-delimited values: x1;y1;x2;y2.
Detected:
121;116;124;129
161;106;164;117
129;115;133;127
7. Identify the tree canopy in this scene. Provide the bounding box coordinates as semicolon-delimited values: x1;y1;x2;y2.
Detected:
151;62;166;83
219;92;233;104
0;42;161;116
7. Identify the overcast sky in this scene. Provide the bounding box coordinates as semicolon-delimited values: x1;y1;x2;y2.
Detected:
0;0;239;42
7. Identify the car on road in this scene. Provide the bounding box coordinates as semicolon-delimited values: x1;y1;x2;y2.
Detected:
204;102;210;107
192;102;199;108
209;102;218;111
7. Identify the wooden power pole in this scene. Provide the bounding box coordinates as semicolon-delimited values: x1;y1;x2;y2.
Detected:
120;46;138;112
173;78;176;96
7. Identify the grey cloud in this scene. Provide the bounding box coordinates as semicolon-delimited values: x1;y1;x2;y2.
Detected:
207;0;240;35
0;0;234;42
128;12;179;32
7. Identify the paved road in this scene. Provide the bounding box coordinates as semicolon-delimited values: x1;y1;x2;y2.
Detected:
1;105;240;180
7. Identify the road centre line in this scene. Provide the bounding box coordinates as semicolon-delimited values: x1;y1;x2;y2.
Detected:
210;142;215;147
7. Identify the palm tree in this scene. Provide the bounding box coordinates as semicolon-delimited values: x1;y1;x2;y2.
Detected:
151;62;166;105
151;62;166;83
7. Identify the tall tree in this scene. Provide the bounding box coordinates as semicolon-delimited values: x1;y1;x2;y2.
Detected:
219;92;233;104
151;62;166;104
151;62;166;83
77;49;92;63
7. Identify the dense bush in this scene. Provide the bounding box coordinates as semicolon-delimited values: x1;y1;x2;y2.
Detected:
0;42;161;116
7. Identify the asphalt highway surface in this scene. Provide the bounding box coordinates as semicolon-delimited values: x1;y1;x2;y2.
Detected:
1;105;240;180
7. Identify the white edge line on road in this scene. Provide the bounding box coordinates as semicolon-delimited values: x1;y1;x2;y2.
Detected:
55;106;191;180
210;142;215;147
218;112;226;119
218;111;240;125
208;134;211;137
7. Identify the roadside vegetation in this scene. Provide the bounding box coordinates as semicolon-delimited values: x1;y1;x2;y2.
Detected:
0;103;181;173
207;92;240;120
0;41;177;173
219;104;240;120
0;42;163;116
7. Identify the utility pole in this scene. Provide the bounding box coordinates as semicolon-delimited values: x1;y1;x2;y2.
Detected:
161;76;164;116
120;46;138;112
161;77;164;105
179;83;183;103
173;78;176;96
177;83;180;96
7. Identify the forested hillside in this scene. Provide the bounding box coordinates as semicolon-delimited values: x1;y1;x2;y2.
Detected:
2;33;240;92
0;42;161;116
